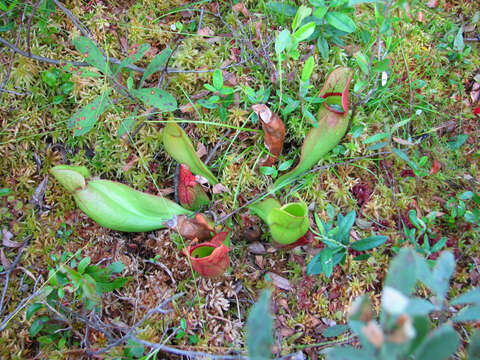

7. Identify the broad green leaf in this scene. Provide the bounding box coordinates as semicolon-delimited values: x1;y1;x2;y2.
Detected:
448;134;469;150
406;298;436;316
73;36;111;75
139;47;172;87
408;316;431;355
317;36;329;59
322;324;349;338
0;188;11;196
325;12;356;33
212;69;223;90
162;122;219;184
30;316;49;337
282;100;300;115
429;251;455;303
301;56;315;82
414;325;459;360
467;330;480;359
293;22;316;42
385;247;416;295
77;257;91;274
68;90;113;136
278;159;293;171
119;43;150;70
451;288;480;306
372;58;390;72
355;51;369;75
108;261;125;274
266;2;297;17
117;111;137;137
350;235;387;251
392;147;411;163
131;88;177;112
453;26;464;52
323;345;373;360
96;276;130;293
247;290;273;360
363;133;389;144
321;248;334;278
292;5;312;31
335;210;356;243
275;29;291;55
26;303;44;321
307;249;345;276
452;305;480;322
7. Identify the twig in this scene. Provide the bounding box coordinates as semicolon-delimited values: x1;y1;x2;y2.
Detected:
0;87;30;96
143;259;176;284
205;129;232;165
0;238;31;316
26;0;43;58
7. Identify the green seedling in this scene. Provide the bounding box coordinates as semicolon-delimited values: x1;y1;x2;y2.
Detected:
274;67;353;188
198;69;235;122
41;67;75;104
162;122;219;185
249;198;309;246
260;159;293;179
50;165;192;232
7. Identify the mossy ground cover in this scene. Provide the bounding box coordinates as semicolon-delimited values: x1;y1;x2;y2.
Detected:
0;0;479;359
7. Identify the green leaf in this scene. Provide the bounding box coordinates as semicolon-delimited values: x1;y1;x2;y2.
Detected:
139;47;172;87
131;88;177;112
350;235;387;251
452;305;480;322
467;330;480;359
60;81;74;95
278;159;293;171
448;134;469;150
108;261;125;274
414;325;459;360
406;298;436;316
363;132;388;144
323;345;373;360
26;303;44;321
292;5;312;31
321;248;334;278
282;100;300;115
0;1;7;11
301;56;315;82
307;249;345;276
458;191;474;200
428;251;455;303
275;29;291;55
408;316;431;355
453;26;464;52
77;257;91;274
317;36;329;60
355;52;369;75
322;324;349;338
204;83;217;92
119;43;150;69
385;247;416;295
372;58;390;72
73;36;111;75
162;122;219;184
247;290;273;360
335;211;356;243
212;69;223;90
325;12;356;33
41;70;58;87
117;112;137;137
0;188;11;196
392;147;411;163
451;288;480;306
293;22;316;42
260;166;278;177
67;90;113;136
266;2;298;17
30;316;49;337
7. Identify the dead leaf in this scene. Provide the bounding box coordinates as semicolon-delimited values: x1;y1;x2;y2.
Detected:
361;321;384;348
248;242;266;254
2;229;21;248
179;103;195;113
416;11;425;23
197;27;214;37
255;21;263;41
30;176;48;208
252;104;285;167
170;214;214;241
122;156;138;172
255;255;264;269
1;249;11;268
429;159;441;175
280;327;295;337
232;2;250;17
267;272;292;291
158;187;175;196
392;137;415;146
470;82;480;104
426;0;438;8
212;183;229;194
196;143;207;159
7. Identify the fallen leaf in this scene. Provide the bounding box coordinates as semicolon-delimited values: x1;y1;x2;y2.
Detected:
196;143;207;158
280;327;295;337
267;272;292;291
233;2;250;17
197;27;214;37
179;103;195;113
248;242;266;254
0;249;10;268
30;176;49;208
252;104;285;167
416;11;425;23
392;137;415;146
212;183;229;194
255;21;263;41
426;0;438;8
122;156;138;172
429;159;441;175
255;255;264;269
2;229;21;248
170;214;214;241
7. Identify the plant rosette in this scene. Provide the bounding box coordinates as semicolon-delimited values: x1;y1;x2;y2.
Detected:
183;231;230;278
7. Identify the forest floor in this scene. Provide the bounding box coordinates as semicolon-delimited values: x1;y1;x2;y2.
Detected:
0;0;479;359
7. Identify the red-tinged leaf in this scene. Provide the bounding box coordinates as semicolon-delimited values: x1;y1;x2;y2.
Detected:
171;214;215;241
252;104;285;167
430;159;442;175
177;164;209;210
233;2;250;17
474;107;480;115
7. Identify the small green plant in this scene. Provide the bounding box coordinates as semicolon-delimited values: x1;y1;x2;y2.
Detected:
64;36;176;136
26;250;129;348
397;210;446;259
437;24;472;64
197;69;235;122
392;148;430;178
443;191;480;228
40;67;75;104
307;206;387;278
56;222;72;243
323;248;480;360
260;159;293;179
